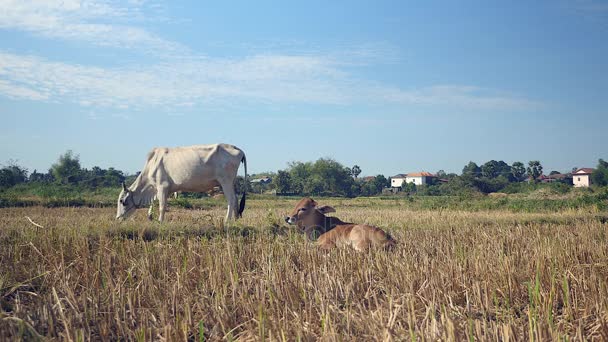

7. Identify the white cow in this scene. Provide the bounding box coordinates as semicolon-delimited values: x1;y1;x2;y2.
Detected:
116;143;247;222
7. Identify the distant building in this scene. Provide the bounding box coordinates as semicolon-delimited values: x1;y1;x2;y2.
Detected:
572;168;594;187
390;174;408;188
391;172;437;188
406;172;436;186
251;177;272;184
536;173;572;184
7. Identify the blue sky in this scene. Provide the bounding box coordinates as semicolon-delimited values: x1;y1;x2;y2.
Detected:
1;0;607;176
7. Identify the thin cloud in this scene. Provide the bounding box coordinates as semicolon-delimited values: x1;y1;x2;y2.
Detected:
0;79;48;100
0;1;540;112
0;51;351;108
0;51;538;111
0;0;182;53
377;85;541;110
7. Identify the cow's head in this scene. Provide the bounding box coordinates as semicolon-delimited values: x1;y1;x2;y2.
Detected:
284;197;336;230
116;182;137;220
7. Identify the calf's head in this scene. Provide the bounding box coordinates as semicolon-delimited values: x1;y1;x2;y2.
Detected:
284;197;336;231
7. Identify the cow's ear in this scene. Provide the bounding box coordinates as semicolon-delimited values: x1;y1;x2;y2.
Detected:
317;205;336;214
122;182;128;192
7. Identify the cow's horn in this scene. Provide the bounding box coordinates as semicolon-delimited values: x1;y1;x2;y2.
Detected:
122;181;127;191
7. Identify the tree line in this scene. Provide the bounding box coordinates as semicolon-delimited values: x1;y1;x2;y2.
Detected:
270;159;388;197
2;150;607;197
0;151;131;190
408;160;543;195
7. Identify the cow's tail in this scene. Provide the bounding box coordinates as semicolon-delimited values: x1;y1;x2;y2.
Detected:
237;154;248;218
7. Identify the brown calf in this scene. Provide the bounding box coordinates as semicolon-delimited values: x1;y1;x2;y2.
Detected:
285;197;396;251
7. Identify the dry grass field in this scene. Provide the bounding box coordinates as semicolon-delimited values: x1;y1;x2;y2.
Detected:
1;197;608;341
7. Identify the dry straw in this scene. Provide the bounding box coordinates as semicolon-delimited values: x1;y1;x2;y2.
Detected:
1;198;607;340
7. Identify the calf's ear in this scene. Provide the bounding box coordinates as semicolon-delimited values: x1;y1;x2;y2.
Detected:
317;205;336;214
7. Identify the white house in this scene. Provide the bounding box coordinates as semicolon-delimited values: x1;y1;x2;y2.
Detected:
406;172;436;185
572;168;594;187
391;172;436;188
251;177;272;184
391;174;407;188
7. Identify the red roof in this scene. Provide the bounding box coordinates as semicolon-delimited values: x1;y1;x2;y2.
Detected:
574;168;594;175
407;172;436;177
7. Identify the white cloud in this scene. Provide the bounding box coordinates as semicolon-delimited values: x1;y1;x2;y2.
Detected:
0;0;181;53
0;51;350;107
0;79;48;100
0;1;539;112
0;51;538;111
377;85;540;110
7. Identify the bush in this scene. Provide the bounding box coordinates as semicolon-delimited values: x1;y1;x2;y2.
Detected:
0;163;28;189
472;176;510;194
416;184;441;196
502;182;535;194
549;182;571;194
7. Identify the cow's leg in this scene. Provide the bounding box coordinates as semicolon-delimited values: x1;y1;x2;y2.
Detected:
219;178;237;222
156;188;169;222
147;195;156;220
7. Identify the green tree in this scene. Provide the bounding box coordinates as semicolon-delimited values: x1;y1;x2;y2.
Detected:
591;159;608;186
351;165;362;179
473;176;510;193
481;160;499;178
481;160;512;180
303;175;325;195
309;158;355;196
281;158;365;197
235;175;252;194
51;150;82;184
273;170;292;194
438;175;478;196
102;167;125;187
350;182;361;197
372;175;389;192
496;161;513;180
526;160;543;182
287;161;312;194
462;161;481;177
359;175;387;196
0;161;28;188
511;162;526;181
28;169;47;183
80;166;125;188
401;181;417;194
360;181;376;196
443;172;459;180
